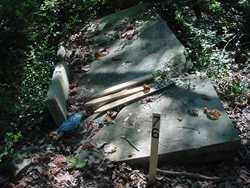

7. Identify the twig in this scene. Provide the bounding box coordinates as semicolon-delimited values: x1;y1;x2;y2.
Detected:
121;136;140;151
157;169;221;181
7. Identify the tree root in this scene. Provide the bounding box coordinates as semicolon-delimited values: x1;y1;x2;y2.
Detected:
157;169;221;181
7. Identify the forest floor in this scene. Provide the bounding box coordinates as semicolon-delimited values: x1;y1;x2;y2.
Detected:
2;2;250;188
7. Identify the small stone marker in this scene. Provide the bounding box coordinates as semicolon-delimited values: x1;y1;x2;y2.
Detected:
149;113;161;180
46;75;68;126
52;64;69;100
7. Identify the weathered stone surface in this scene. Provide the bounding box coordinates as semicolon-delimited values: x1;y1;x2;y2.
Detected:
79;3;187;97
76;4;239;163
52;63;69;100
92;74;240;163
46;78;67;126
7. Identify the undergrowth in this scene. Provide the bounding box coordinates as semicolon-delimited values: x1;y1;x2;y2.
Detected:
159;0;249;99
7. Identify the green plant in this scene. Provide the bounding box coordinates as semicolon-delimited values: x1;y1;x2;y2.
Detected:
66;155;87;169
225;80;248;98
0;132;22;163
208;0;222;13
175;8;185;25
15;48;52;114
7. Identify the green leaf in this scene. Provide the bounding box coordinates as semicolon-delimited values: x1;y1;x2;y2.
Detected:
66;155;87;169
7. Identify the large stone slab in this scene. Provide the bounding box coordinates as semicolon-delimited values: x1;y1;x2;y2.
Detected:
79;3;188;97
92;74;240;163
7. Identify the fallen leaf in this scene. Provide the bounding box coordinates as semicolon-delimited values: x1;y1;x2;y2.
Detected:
95;48;109;60
55;172;76;186
204;107;221;120
47;167;61;177
115;183;124;188
13;182;27;188
53;155;66;167
143;84;151;93
247;93;250;104
95;52;105;59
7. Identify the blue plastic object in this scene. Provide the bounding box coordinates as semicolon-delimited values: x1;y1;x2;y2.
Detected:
56;113;83;133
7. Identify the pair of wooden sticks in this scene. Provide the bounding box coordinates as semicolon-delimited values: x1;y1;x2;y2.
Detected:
85;74;174;114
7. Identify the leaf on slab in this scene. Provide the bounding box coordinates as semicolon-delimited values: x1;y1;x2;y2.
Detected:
95;48;109;60
204;107;221;120
143;84;151;93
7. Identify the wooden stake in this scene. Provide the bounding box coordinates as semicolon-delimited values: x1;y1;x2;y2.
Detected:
94;82;174;113
92;75;153;99
149;113;161;180
85;86;144;107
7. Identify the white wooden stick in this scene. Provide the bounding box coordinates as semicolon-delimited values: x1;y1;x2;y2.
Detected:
91;75;153;99
94;82;174;113
149;113;161;180
85;86;144;107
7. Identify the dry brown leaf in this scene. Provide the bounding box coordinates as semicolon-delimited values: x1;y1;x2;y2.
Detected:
95;48;109;60
247;93;250;104
115;183;124;188
204;108;221;120
95;51;105;59
143;84;151;93
47;167;61;177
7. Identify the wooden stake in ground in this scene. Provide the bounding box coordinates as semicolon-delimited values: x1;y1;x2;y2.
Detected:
149;113;161;180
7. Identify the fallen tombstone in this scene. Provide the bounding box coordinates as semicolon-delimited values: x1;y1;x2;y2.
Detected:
74;4;240;163
91;74;240;163
78;3;188;97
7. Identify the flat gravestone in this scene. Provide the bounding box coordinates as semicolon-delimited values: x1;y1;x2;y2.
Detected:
92;74;240;163
78;4;240;163
79;3;188;96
